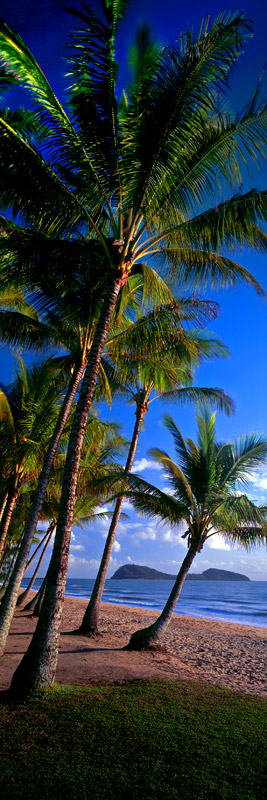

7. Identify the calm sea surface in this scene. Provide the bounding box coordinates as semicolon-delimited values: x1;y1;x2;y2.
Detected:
20;577;267;628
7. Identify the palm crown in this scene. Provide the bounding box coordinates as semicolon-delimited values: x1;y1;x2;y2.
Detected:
124;406;267;649
0;5;267;295
128;407;267;551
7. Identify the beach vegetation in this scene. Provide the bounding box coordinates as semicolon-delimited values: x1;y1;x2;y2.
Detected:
0;0;267;696
124;406;267;649
77;305;234;637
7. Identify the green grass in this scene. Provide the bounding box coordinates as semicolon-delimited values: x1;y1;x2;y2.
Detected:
0;679;266;800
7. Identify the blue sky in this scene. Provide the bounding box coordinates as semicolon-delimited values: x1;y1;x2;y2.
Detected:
0;0;267;580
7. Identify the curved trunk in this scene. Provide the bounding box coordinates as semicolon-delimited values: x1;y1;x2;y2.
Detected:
0;362;83;656
78;404;146;636
24;574;47;614
126;544;198;650
0;489;19;563
17;523;55;606
32;575;47;617
0;492;9;524
23;529;51;575
0;548;17;599
9;279;121;700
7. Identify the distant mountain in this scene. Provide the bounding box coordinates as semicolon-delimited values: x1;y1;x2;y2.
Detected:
111;564;177;580
111;564;250;581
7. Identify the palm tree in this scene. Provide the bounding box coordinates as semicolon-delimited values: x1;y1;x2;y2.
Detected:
17;410;127;608
1;3;267;697
122;407;267;649
0;285;181;651
0;357;66;562
0;253;156;627
77;320;234;636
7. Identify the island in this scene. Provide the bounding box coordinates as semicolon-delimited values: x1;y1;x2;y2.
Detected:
111;564;250;581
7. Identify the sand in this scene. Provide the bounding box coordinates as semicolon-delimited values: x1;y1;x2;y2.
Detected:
0;594;266;697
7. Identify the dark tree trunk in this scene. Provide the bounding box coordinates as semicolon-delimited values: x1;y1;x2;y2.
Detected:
125;544;198;650
17;523;55;606
0;362;83;656
24;574;47;614
32;574;47;617
78;403;147;636
0;548;17;599
0;492;8;524
23;528;51;574
9;280;121;700
0;489;19;562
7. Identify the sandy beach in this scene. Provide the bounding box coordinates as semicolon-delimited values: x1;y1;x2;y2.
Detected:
0;593;266;697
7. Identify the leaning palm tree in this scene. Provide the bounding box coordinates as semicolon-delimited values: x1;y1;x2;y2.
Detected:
2;3;267;697
20;413;128;613
122;407;267;649
0;357;66;562
77;325;234;637
0;285;223;649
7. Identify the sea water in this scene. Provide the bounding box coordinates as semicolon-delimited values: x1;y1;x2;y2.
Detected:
20;576;267;628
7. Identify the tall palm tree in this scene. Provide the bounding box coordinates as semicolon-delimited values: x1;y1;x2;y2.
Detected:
1;3;267;697
0;261;159;644
0;288;222;647
19;413;128;611
122;407;267;649
0;357;66;562
77;324;234;636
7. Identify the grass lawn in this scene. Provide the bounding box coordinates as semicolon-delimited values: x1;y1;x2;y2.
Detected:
0;679;266;800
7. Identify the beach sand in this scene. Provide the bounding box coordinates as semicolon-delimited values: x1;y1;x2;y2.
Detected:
0;593;266;697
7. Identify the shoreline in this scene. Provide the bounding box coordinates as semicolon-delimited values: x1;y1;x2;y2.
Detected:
0;594;266;698
20;577;267;629
63;593;266;628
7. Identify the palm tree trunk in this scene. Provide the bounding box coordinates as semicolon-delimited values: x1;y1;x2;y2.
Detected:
24;528;51;574
17;523;55;606
9;279;121;700
24;574;47;614
0;362;83;656
0;488;19;562
0;548;17;598
78;403;147;636
0;492;8;524
125;544;198;650
32;575;47;617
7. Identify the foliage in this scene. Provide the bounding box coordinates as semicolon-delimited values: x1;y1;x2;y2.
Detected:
126;406;267;551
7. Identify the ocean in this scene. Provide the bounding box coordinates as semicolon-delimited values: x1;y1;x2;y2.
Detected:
20;576;267;628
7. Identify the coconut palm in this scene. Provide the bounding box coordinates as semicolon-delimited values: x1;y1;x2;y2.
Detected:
1;3;267;697
0;263;155;644
122;407;267;649
0;357;66;562
17;410;127;608
0;284;186;650
21;413;128;614
77;322;234;636
0;287;223;647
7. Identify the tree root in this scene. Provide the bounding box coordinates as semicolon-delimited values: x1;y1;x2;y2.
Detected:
124;626;162;651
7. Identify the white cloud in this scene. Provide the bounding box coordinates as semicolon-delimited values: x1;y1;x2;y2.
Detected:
113;540;121;552
68;555;99;569
162;530;184;547
206;534;232;551
70;544;85;552
131;524;157;542
133;457;162;472
120;499;134;510
257;478;267;489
